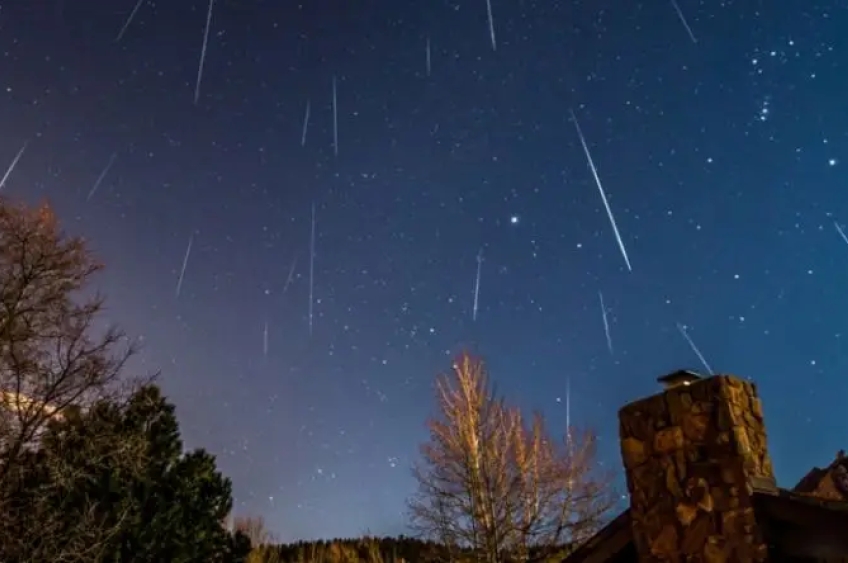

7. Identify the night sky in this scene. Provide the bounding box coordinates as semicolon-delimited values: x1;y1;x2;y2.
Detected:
2;0;847;543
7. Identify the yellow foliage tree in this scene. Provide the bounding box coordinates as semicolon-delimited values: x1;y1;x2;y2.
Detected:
408;353;614;563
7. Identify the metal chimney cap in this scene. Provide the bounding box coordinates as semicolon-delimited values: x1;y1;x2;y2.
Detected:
657;369;702;390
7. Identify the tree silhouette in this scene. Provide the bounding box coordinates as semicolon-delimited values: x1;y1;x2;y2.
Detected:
2;384;250;562
0;197;138;559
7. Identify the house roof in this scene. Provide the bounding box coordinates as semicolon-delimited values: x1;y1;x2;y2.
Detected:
561;510;632;563
562;488;848;563
792;450;848;499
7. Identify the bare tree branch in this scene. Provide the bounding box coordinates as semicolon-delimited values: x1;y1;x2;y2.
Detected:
233;515;277;546
408;353;615;563
0;198;142;562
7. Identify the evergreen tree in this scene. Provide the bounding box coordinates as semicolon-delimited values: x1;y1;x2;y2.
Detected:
4;384;250;563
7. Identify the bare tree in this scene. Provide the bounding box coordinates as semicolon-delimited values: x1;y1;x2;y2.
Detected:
505;411;612;562
234;515;284;563
233;515;277;546
0;198;138;560
408;353;614;563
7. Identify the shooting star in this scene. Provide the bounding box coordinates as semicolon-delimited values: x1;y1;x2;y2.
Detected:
282;253;298;294
670;0;697;44
308;204;316;334
86;152;117;201
599;291;613;355
301;100;310;147
484;0;496;51
425;37;431;76
115;0;145;42
332;77;338;156
676;323;713;375
565;378;574;480
570;109;632;271
472;249;483;321
175;233;194;298
835;221;848;247
0;141;28;192
263;321;269;356
194;0;215;105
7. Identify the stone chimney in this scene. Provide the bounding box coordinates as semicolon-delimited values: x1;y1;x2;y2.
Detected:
618;371;777;562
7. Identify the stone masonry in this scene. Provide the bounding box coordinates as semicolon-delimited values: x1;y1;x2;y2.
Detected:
618;375;776;563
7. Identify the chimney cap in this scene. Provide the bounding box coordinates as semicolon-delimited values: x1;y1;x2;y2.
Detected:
657;369;702;390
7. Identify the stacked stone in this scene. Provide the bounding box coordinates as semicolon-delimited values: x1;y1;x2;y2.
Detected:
618;376;774;563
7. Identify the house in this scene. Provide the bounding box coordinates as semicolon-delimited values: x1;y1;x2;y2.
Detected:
563;370;848;562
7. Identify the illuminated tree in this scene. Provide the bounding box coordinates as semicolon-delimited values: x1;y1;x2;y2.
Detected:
408;353;614;563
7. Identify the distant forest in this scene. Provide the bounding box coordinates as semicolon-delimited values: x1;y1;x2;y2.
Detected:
249;536;572;563
272;536;452;563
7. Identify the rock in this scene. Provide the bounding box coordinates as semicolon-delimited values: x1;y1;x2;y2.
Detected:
681;513;711;555
654;426;684;454
675;502;698;526
621;437;648;468
649;524;678;559
704;538;728;563
682;413;710;442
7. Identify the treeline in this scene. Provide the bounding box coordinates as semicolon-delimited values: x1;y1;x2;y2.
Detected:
1;196;617;563
243;534;570;563
269;536;460;563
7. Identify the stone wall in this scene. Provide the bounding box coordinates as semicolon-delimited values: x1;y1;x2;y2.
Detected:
618;376;776;563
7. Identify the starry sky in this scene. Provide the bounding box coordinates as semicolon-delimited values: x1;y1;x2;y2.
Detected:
2;0;848;543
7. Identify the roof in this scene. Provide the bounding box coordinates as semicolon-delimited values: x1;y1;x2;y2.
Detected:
562;489;848;563
561;511;632;563
792;450;848;499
